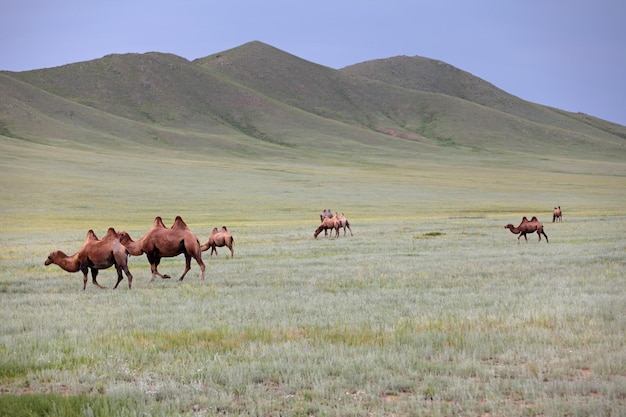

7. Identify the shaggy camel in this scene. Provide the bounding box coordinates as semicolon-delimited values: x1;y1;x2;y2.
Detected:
201;226;234;258
336;212;353;236
553;206;562;223
314;216;340;238
505;216;549;243
118;216;206;282
45;227;133;290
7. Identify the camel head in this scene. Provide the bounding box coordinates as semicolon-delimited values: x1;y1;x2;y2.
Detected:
45;250;65;265
116;230;133;243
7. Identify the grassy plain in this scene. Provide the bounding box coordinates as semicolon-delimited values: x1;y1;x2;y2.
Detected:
1;135;625;416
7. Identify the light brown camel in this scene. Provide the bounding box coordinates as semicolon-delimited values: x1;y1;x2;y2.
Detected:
336;212;353;236
505;216;549;243
44;227;133;290
117;216;206;282
201;226;234;258
553;206;562;223
314;216;340;238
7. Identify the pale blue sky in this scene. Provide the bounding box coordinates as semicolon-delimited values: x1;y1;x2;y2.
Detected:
2;0;625;126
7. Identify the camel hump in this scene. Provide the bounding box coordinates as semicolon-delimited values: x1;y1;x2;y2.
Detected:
86;229;99;241
172;216;188;230
221;226;228;232
153;216;167;228
104;227;117;239
531;216;539;222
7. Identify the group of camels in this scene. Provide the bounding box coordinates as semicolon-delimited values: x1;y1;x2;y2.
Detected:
314;210;353;238
45;206;561;289
504;206;562;244
45;216;233;290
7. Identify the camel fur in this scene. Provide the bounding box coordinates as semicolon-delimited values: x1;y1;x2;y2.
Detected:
201;226;234;258
45;227;133;290
505;216;549;244
314;216;340;238
118;216;206;282
553;206;562;223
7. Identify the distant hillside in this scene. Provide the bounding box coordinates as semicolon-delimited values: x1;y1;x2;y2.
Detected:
1;41;625;162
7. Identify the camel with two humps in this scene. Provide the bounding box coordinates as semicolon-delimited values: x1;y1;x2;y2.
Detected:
117;216;206;282
201;226;234;258
44;227;133;290
505;216;549;243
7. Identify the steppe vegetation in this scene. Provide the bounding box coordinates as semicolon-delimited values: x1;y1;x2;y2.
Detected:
1;41;625;416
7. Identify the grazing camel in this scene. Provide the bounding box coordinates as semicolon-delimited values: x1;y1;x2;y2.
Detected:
505;216;549;243
553;206;562;223
44;227;133;290
336;212;353;236
201;226;234;258
118;216;206;282
314;216;340;238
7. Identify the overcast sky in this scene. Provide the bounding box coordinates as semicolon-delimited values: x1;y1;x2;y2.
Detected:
2;0;624;126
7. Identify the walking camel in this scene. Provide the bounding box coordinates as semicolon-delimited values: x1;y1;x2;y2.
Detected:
504;216;549;243
201;226;234;258
117;216;206;282
44;227;133;290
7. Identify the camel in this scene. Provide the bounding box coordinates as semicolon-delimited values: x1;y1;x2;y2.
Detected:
314;216;340;238
320;209;334;222
201;226;234;258
505;216;549;243
44;227;133;290
117;216;206;282
336;212;353;236
553;206;562;223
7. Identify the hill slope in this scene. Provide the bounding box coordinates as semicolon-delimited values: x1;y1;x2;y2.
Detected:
1;41;625;163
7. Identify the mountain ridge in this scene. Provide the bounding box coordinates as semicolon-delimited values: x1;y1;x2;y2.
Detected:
1;41;624;162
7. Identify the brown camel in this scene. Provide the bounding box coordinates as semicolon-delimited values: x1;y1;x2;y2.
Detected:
45;227;133;290
505;216;549;243
553;206;562;223
201;226;234;258
118;216;206;282
336;212;353;236
314;216;340;238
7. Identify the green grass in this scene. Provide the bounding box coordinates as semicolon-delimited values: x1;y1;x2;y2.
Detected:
1;133;625;415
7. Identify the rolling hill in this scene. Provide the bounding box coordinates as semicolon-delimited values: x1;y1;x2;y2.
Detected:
1;40;625;163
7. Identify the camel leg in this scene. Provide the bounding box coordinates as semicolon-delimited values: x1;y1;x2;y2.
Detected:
90;268;106;289
149;256;170;281
542;231;549;243
211;246;218;258
125;268;133;289
177;254;193;281
113;264;124;289
228;245;234;258
196;256;206;281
